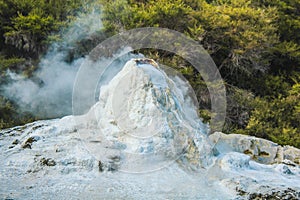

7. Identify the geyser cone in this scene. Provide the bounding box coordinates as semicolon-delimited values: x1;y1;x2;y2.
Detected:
79;58;214;172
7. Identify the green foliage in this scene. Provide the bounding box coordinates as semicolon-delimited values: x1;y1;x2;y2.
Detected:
224;85;255;131
190;0;278;76
0;96;16;122
137;0;193;31
0;96;36;129
4;11;59;54
0;56;26;72
252;0;300;73
0;0;83;56
101;0;194;32
251;74;291;97
199;109;211;123
236;82;300;148
102;0;279;79
100;0;137;32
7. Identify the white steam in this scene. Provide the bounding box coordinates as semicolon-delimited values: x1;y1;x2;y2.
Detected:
4;53;82;118
63;8;103;44
2;7;140;118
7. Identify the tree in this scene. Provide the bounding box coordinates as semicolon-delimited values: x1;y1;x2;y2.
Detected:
188;0;278;78
4;10;59;57
240;81;300;148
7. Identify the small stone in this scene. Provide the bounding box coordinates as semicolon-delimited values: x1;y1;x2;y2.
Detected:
40;158;56;166
107;162;118;172
282;165;294;175
22;136;40;149
21;143;31;149
47;159;56;166
109;155;121;162
32;125;44;130
24;136;40;144
12;139;19;145
98;161;104;172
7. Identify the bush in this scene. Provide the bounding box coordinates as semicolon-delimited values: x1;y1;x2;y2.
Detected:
237;82;300;148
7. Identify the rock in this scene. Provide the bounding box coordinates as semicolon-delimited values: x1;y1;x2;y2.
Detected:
248;188;300;200
8;139;20;149
209;132;300;165
21;143;32;149
12;139;19;145
218;152;250;170
40;158;56;166
282;146;300;165
21;136;41;149
98;161;104;172
106;155;121;172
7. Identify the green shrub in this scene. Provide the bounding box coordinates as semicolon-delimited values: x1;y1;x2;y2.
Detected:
237;83;300;148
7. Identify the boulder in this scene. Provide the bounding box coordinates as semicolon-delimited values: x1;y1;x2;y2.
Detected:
209;132;300;165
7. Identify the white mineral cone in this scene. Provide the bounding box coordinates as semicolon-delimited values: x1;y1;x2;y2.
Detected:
79;58;213;172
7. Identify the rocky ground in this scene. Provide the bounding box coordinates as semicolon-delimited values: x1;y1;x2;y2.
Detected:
1;59;300;199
